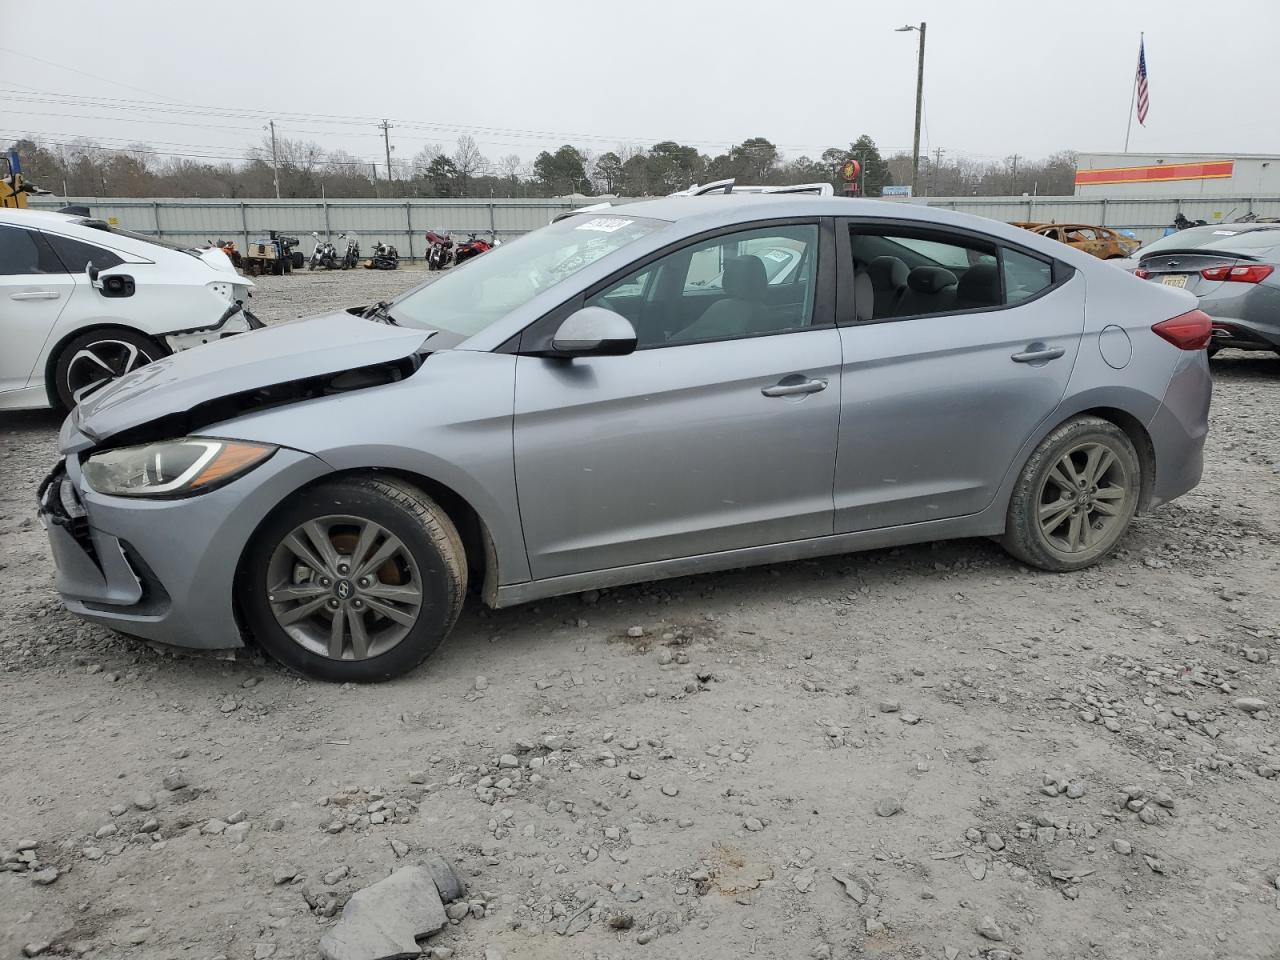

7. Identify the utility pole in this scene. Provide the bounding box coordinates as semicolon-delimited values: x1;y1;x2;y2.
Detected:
895;22;927;196
380;119;394;184
1007;153;1021;195
371;163;380;199
931;147;945;196
268;120;280;199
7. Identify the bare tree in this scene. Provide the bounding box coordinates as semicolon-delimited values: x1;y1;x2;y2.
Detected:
451;134;489;197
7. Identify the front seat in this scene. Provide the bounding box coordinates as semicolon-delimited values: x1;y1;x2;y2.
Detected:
679;255;770;341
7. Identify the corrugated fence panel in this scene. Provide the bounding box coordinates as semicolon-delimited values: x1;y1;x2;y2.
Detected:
30;195;1280;253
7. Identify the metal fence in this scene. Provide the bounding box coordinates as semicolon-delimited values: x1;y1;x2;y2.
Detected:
30;193;1280;252
26;197;613;260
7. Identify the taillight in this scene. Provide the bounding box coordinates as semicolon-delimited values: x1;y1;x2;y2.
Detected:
1151;309;1213;350
1134;267;1150;279
1199;264;1274;283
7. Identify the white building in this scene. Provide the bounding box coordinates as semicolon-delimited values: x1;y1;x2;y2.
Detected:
1074;152;1280;199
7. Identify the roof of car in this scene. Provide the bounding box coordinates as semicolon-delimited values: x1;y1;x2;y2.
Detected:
0;207;86;228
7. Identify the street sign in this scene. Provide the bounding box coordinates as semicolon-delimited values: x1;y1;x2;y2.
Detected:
882;185;913;198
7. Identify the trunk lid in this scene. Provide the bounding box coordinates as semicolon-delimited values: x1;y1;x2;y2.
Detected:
1139;251;1255;296
71;311;432;445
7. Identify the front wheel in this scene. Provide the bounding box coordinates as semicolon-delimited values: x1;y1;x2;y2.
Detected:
1001;416;1140;572
240;476;467;682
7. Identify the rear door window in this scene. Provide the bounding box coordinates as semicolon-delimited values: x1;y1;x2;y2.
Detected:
846;224;1064;321
0;225;64;276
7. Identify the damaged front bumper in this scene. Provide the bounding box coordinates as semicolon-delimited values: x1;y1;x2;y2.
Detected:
38;444;332;650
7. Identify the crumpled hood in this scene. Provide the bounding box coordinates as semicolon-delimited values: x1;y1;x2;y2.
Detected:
70;310;432;446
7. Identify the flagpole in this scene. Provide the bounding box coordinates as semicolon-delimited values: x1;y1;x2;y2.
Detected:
1124;33;1141;153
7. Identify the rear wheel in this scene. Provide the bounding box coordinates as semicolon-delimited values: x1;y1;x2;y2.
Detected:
1001;416;1140;572
53;328;164;411
240;476;467;682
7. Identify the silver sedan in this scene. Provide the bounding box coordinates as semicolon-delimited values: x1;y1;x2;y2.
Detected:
41;195;1212;682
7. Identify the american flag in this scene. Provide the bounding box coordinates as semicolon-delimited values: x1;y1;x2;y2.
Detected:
1135;37;1150;125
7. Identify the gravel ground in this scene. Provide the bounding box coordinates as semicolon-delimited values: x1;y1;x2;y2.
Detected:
2;268;1279;960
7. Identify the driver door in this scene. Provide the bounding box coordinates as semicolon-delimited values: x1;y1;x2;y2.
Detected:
512;220;842;580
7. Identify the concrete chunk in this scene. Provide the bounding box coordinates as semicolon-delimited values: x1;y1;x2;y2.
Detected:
320;865;448;960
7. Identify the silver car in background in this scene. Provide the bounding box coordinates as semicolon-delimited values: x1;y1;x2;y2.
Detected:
1132;222;1280;355
40;195;1212;682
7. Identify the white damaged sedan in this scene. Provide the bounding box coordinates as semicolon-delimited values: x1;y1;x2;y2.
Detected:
0;208;258;411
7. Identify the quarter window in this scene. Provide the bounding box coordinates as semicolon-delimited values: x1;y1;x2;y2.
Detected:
588;224;819;348
1003;248;1054;303
0;225;63;276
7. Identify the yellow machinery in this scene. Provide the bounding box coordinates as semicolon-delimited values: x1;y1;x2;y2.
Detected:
1;149;48;208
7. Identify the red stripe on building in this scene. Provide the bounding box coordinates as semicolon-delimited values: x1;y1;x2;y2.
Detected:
1075;160;1234;186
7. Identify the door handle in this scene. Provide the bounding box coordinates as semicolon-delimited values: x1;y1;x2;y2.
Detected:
762;378;828;398
10;291;61;301
1011;344;1065;364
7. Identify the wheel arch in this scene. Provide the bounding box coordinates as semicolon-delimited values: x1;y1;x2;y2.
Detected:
236;466;502;611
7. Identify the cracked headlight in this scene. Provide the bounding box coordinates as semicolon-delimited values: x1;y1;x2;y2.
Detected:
82;438;277;498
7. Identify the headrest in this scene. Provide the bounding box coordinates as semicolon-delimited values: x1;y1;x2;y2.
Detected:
867;256;909;291
723;255;767;300
957;262;1001;304
907;265;958;294
853;271;874;321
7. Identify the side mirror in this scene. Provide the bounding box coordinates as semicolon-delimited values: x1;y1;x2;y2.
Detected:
549;306;637;357
86;262;99;284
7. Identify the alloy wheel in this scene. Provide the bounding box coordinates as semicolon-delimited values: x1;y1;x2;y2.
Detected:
66;339;153;404
1036;441;1129;554
265;515;424;661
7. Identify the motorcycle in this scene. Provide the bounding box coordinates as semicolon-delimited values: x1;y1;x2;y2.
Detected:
425;230;454;271
453;231;499;266
308;232;338;270
340;233;361;270
364;240;400;270
1163;212;1208;236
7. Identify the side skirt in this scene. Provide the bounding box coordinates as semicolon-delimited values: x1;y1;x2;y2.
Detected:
492;510;1004;609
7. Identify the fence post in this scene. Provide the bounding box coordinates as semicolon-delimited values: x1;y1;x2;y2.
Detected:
240;201;249;251
1101;197;1108;226
152;200;162;240
489;201;496;237
322;200;331;238
405;201;414;260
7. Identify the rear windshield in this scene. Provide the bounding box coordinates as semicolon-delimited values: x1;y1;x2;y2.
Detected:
1139;225;1280;257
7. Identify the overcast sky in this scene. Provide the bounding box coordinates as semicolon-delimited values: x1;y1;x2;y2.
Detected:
3;0;1278;169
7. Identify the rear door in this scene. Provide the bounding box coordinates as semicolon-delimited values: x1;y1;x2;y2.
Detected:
513;219;842;580
0;224;74;396
834;220;1085;532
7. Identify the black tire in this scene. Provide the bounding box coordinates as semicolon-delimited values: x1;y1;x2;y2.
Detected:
291;251;304;270
52;327;165;412
240;476;467;682
1001;416;1141;572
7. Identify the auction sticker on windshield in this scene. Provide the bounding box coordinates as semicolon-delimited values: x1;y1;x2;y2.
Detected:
576;217;634;233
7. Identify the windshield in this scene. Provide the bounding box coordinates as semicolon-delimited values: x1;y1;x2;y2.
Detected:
389;215;665;335
1139;225;1280;257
